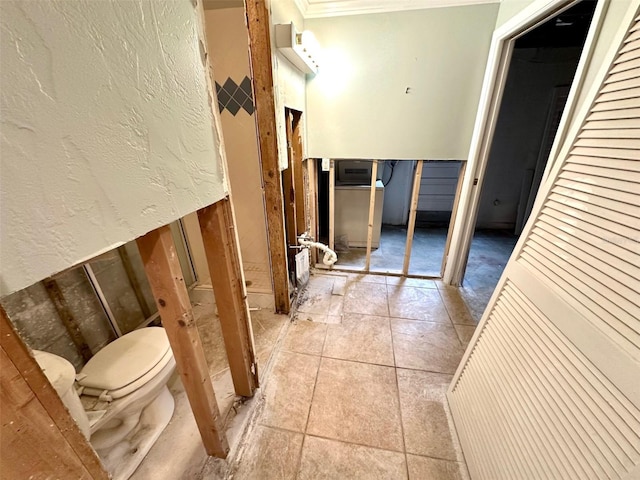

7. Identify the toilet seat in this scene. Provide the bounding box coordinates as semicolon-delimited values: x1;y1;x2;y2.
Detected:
78;327;172;400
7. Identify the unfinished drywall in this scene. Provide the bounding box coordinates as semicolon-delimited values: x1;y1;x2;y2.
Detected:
476;47;582;229
203;8;273;296
0;0;228;296
305;4;499;159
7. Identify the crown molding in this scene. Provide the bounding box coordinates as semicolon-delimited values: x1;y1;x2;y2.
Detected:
296;0;498;19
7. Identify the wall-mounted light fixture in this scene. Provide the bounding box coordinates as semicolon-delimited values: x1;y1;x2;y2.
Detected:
275;23;320;75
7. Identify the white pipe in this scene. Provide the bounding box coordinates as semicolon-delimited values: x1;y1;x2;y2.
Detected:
298;234;337;266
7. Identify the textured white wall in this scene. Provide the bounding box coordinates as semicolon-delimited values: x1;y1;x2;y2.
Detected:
0;0;228;296
305;4;498;160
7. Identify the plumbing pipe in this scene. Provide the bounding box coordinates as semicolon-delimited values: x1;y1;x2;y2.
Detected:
297;234;338;266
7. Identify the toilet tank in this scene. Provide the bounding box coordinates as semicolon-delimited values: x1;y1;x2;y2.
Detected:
33;350;91;439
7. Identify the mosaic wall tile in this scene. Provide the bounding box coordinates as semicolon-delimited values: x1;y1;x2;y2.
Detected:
215;76;254;116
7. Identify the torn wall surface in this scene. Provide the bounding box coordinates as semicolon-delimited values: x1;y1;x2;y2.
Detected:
0;0;228;296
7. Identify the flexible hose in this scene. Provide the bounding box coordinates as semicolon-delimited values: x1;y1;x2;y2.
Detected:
297;234;338;266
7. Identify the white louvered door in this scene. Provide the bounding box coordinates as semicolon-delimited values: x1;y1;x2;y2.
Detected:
448;5;640;480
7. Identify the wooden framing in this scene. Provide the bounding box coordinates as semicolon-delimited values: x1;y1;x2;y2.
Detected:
1;305;109;479
291;112;306;236
329;159;335;252
42;277;93;362
403;160;424;275
307;158;319;265
198;199;258;397
245;0;289;313
136;226;229;458
283;111;298;280
441;161;467;276
364;160;379;271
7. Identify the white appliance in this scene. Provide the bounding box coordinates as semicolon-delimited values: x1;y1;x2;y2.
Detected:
335;180;384;248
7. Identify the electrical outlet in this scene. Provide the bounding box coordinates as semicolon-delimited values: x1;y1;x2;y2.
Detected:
322;158;330;171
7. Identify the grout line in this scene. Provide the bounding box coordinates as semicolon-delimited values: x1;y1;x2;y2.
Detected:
293;321;328;478
389;313;411;479
302;432;405;456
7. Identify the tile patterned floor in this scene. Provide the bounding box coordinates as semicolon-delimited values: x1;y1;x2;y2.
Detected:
228;272;474;480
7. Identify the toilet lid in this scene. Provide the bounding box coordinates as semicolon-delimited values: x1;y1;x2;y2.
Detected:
79;327;171;393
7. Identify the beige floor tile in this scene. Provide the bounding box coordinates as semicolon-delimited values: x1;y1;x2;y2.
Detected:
348;273;388;284
298;435;407;480
332;276;348;296
232;425;303;480
407;455;464;480
454;324;476;348
252;310;289;370
260;351;321;432
282;320;327;356
386;277;437;289
328;295;344;316
387;285;450;322
391;319;464;374
297;282;335;315
323;314;394;366
343;282;390;316
295;312;342;325
397;369;457;460
438;286;477;325
307;358;403;451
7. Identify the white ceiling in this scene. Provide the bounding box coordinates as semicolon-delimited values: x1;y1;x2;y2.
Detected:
294;0;499;18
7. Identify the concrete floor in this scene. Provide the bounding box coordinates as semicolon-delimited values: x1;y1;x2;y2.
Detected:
334;226;518;321
209;271;477;480
459;230;519;322
335;225;447;276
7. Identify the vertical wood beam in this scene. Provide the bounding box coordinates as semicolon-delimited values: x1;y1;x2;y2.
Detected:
307;158;319;266
403;160;424;275
329;159;335;252
198;199;258;397
364;160;379;272
42;278;93;362
136;227;229;458
284;111;299;257
441;161;468;276
0;306;108;479
245;0;289;314
291;113;306;236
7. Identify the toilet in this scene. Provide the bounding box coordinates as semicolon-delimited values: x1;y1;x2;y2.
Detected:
33;327;177;480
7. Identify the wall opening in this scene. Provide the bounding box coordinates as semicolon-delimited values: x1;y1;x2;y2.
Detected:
461;0;598;320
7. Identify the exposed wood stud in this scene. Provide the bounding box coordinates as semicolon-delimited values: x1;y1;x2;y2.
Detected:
1;306;108;479
245;0;289;314
291;112;306;236
136;226;229;458
117;246;152;318
329;159;335;252
284;110;299;277
403;160;424;275
198;199;258;397
441;161;467;276
365;160;379;272
307;158;319;265
42;278;93;362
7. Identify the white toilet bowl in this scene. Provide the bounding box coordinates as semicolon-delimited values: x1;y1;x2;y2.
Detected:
34;327;177;480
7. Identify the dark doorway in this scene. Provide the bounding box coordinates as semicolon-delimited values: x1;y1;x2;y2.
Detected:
462;0;598;320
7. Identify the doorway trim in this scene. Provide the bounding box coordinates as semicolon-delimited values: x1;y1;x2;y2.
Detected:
442;0;610;285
